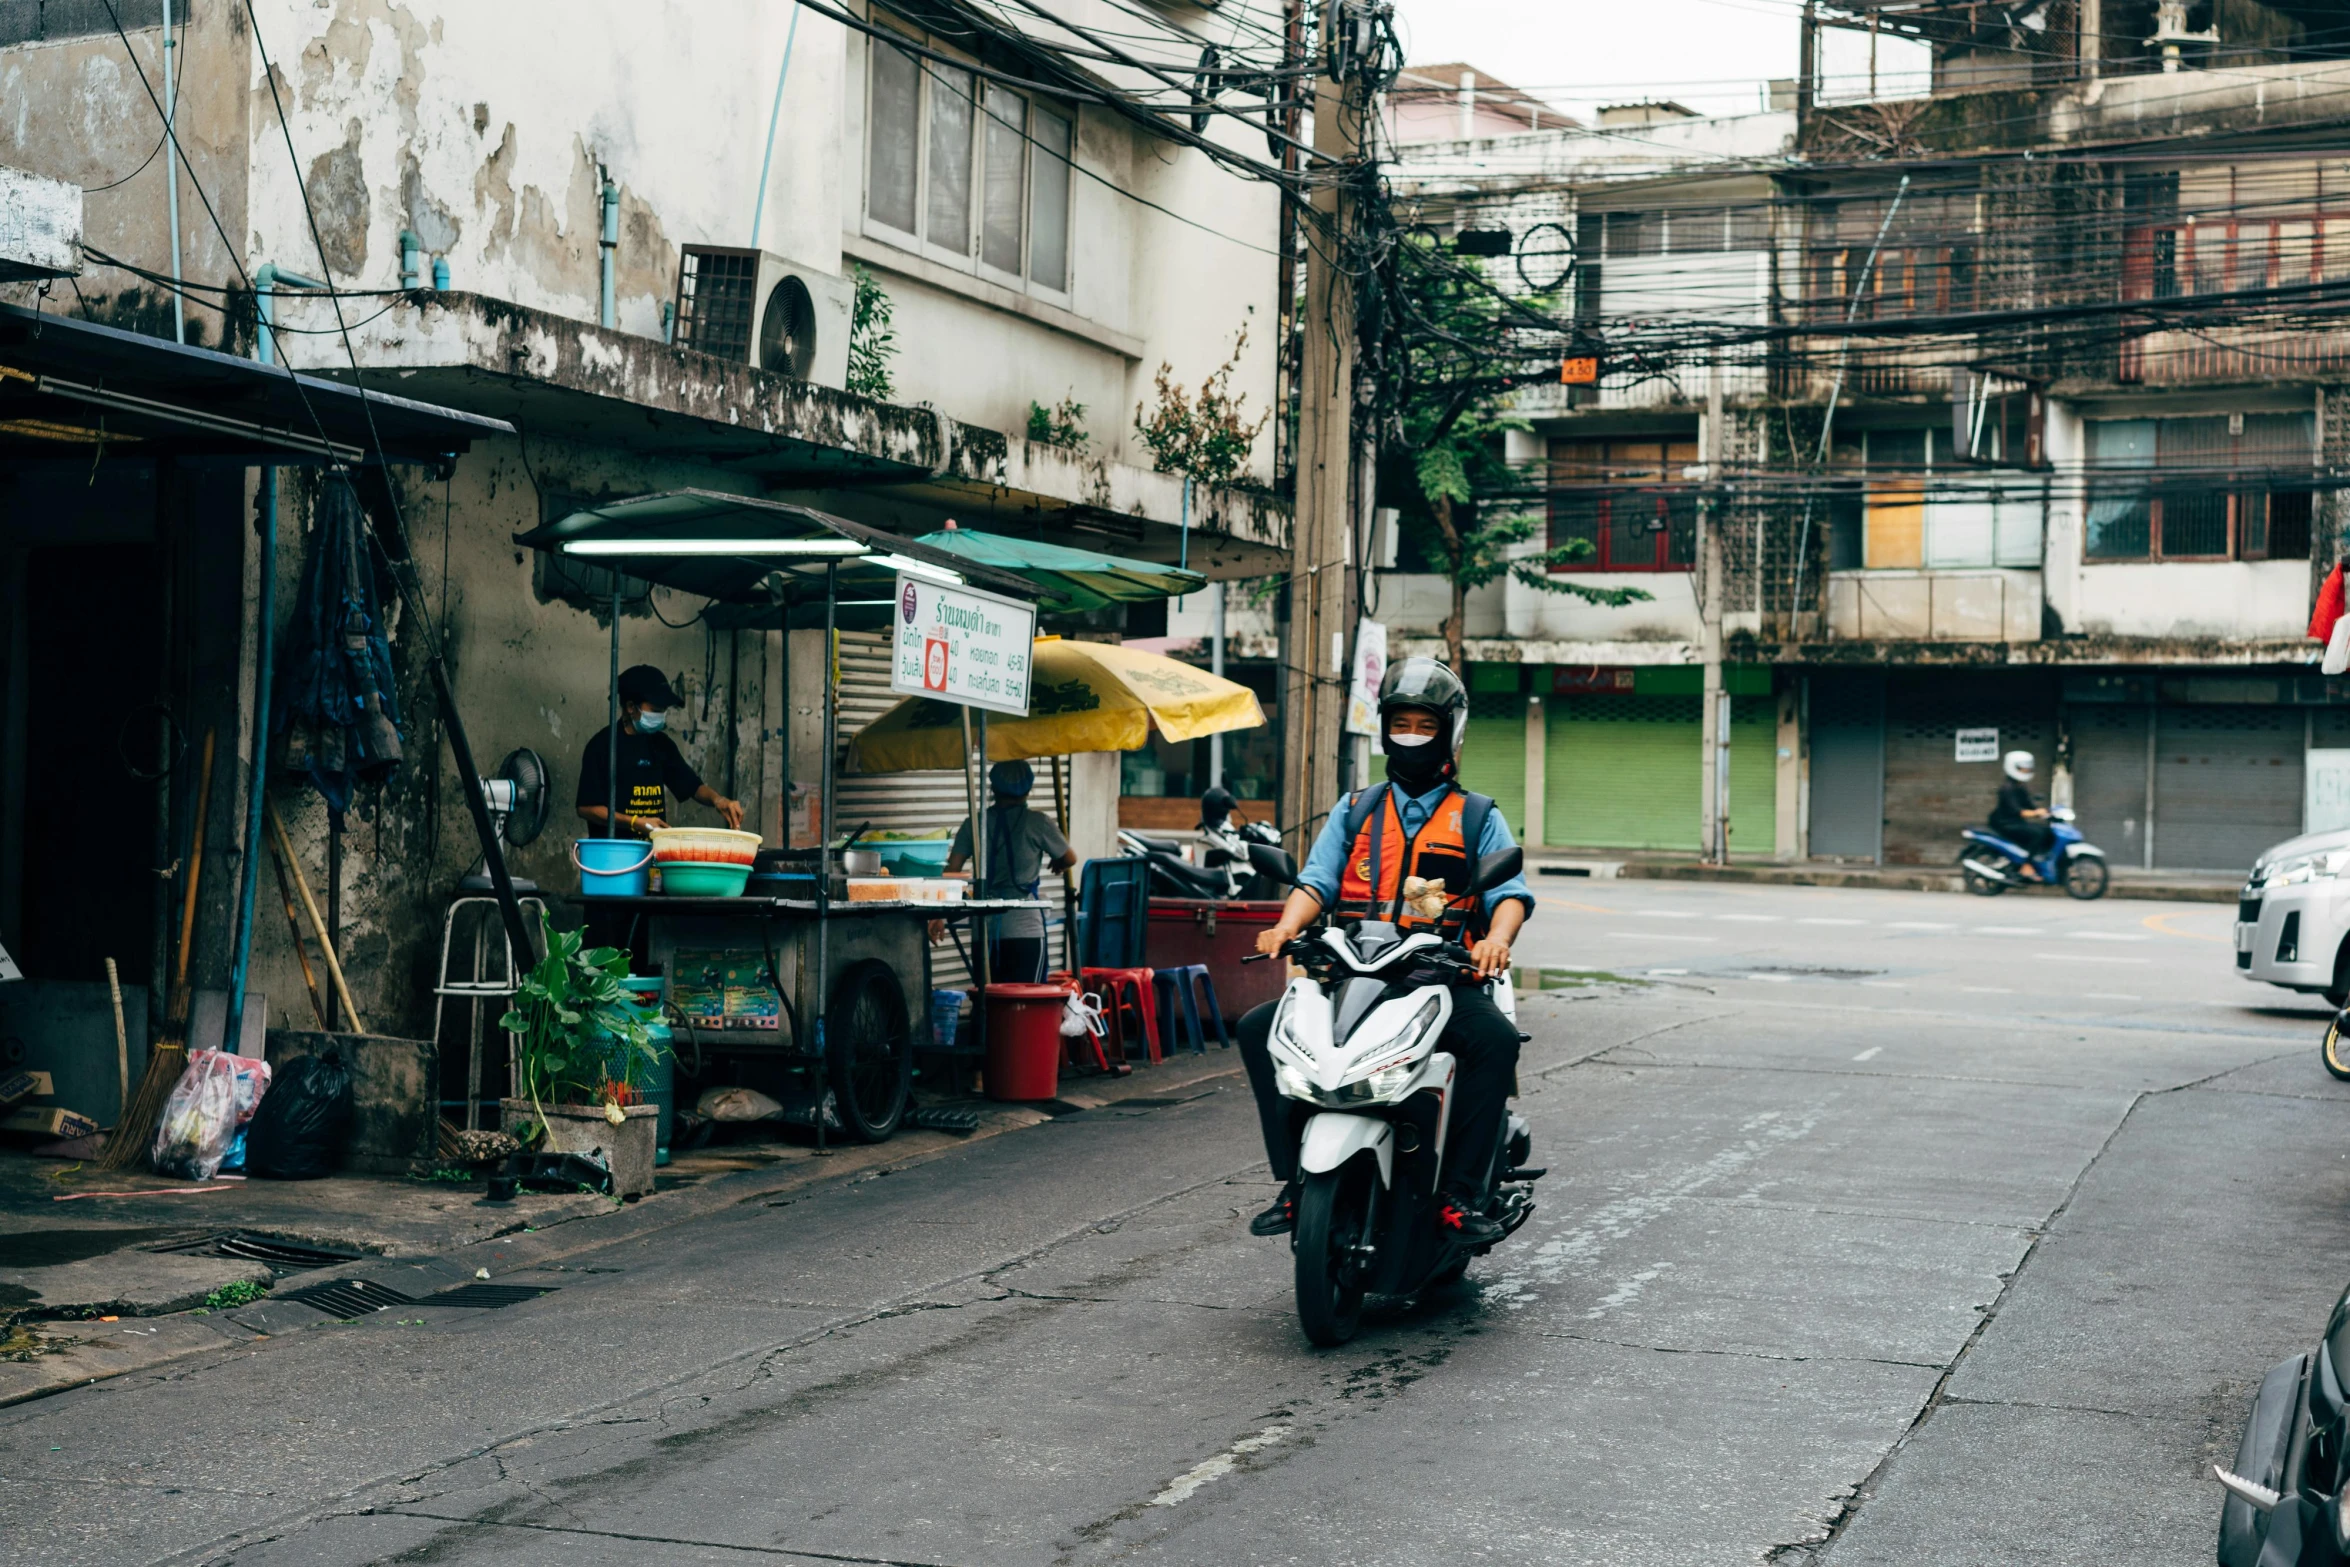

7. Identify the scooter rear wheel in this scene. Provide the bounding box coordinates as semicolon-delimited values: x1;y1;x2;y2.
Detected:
2323;1015;2350;1082
1294;1167;1369;1347
1958;851;2007;897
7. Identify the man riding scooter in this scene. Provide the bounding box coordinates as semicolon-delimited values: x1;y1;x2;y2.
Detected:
1235;657;1535;1247
1992;750;2054;881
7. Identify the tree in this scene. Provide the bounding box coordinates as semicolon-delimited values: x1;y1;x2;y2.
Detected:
1382;241;1649;675
846;263;898;401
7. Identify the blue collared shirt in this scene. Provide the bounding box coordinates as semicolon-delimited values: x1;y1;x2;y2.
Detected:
1297;781;1536;919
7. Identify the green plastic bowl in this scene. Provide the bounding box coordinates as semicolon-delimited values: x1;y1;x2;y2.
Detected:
658;860;751;897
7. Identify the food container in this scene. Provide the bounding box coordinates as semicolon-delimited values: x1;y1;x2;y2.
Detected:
841;848;885;876
877;839;954;878
745;870;817;899
648;827;762;866
844;877;903;902
899;879;967;905
659;860;752;897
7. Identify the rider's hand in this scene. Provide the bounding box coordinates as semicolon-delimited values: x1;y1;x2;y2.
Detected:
1255;924;1297;959
1469;935;1513;979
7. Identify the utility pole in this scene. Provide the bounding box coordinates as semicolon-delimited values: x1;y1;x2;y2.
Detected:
1699;365;1728;864
1280;1;1369;851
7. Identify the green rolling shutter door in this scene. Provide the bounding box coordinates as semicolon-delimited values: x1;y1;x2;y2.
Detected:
1545;695;1775;851
1456;693;1527;833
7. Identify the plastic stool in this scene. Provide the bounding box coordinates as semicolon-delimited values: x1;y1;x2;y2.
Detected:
1153;965;1231;1055
1046;974;1122;1075
1081;966;1160;1065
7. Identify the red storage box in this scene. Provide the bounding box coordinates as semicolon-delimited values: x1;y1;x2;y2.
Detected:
1144;899;1290;1023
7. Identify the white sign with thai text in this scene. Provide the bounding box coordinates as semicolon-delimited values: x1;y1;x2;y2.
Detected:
1344;620;1389;736
1954;727;1999;763
890;575;1036;716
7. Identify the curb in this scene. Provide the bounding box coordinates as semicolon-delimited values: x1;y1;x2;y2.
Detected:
0;1051;1247;1408
1597;861;2238;904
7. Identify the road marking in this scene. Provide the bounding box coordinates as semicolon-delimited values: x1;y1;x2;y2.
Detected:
2145;909;2230;944
1975;926;2045;935
2036;953;2151;965
1716;914;1777;923
1962;985;2014;993
1890;921;1955;930
1858;981;1906;989
2087;992;2140;1001
1799;917;1866;925
1852;1046;1883;1061
1606;932;1717;941
1150;1424;1292;1507
1633;910;1702;919
1742;973;1795;983
1542;898;1616;914
1645;967;1689;976
2072;931;2148;942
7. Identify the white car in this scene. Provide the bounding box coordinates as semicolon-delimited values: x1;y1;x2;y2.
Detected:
2237;828;2350;1004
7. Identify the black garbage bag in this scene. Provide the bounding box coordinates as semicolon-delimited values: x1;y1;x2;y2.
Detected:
244;1048;354;1180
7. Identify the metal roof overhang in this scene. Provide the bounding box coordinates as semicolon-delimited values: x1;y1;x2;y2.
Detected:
0;302;512;465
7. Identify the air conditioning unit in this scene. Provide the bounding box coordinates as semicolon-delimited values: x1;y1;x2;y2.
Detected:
672;246;854;391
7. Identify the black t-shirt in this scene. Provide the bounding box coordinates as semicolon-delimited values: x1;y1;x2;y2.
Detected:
577;727;704;836
1991;778;2038;832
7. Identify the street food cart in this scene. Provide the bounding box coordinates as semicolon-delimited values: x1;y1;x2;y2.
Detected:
516;490;1047;1146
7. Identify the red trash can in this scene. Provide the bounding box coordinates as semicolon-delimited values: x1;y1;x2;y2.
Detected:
983;982;1070;1101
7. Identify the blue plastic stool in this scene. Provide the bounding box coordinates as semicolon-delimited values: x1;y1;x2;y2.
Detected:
1153;964;1232;1054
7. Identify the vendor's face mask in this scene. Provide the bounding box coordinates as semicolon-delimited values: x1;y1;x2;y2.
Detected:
633;708;668;734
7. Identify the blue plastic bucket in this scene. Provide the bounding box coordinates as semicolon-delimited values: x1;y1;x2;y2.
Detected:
571;838;654;897
931;988;966;1052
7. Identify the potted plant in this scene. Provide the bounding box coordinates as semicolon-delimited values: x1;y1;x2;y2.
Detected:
497;914;666;1198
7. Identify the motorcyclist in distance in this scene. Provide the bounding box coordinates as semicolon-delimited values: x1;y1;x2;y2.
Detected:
1991;750;2054;881
1235;657;1535;1246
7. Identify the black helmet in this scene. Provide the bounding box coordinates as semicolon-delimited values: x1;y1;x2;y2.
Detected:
1377;657;1469;759
1199;785;1236;826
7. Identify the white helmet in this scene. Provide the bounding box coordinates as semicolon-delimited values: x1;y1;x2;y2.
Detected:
2002;750;2035;781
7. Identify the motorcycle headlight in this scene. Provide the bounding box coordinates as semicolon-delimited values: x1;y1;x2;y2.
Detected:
1273;1060;1313;1100
1365;1060;1420;1100
2266;850;2350;888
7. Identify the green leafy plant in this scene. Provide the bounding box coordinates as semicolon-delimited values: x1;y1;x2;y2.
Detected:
1134;325;1269;486
497;913;657;1131
1389;238;1650;673
846;262;898;401
1026;393;1090;453
202;1279;269;1312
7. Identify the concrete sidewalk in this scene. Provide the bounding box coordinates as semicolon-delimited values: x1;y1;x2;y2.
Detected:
0;1048;1246;1405
1528;851;2240;904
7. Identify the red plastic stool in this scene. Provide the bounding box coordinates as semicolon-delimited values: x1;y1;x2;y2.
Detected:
1080;966;1160;1066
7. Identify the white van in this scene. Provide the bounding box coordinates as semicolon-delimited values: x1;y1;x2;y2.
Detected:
2237;828;2350;1004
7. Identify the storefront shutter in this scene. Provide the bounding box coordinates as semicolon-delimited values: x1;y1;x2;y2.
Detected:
1808;673;1884;861
1545;695;1700;850
1728;696;1777;857
2153;705;2302;873
2067;704;2151;870
1458;693;1527;837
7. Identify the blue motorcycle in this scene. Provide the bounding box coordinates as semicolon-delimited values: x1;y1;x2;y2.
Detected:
1958;806;2110;900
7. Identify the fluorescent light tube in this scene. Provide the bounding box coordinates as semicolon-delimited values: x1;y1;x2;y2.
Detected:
562;537;867;557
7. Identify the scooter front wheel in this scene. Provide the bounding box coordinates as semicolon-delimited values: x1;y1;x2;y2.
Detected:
1958;851;2007;896
1294;1167;1369;1347
2323;1014;2350;1082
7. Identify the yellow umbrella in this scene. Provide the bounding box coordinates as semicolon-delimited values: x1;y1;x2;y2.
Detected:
849;637;1264;773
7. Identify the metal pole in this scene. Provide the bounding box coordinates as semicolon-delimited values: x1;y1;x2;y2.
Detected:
960;702;986;1063
226;464;278;1028
607;568;620;831
748;1;802;249
1208;580;1227;789
975;709;992;996
814;561;835;1154
1701;364;1726;863
160;0;183;344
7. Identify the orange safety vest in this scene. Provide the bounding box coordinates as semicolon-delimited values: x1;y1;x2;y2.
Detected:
1334;784;1488;941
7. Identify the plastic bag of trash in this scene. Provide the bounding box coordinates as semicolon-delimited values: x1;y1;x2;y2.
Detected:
243;1047;354;1180
151;1049;249;1179
1060;990;1106;1040
211;1052;276;1174
695;1085;782;1122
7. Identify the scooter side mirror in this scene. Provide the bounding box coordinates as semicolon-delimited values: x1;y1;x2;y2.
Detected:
1469;847;1524;896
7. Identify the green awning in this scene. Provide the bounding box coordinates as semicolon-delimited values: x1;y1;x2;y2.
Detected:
913;527;1206;615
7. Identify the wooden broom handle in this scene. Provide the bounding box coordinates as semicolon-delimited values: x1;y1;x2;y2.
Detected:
266;799;366;1035
169;729;218;1018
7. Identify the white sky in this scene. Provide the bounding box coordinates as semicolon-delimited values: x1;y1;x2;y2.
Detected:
1388;0;1934;121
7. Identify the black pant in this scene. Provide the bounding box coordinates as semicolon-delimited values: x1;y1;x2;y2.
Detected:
991;936;1046;984
1993;819;2053;856
1237;983;1521;1198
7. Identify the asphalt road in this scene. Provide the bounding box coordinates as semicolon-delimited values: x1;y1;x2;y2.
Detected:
6;879;2348;1567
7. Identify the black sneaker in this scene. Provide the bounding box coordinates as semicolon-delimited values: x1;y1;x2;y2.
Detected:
1435;1195;1505;1247
1249;1183;1300;1237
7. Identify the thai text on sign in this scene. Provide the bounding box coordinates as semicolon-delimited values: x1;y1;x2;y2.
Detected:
890;575;1037;716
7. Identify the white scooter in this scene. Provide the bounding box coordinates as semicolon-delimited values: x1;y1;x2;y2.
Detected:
1246;847;1539;1347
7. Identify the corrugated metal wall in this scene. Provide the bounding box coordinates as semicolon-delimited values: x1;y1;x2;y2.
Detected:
1807;672;1884;861
2153;705;2302;873
1458;693;1527;836
1880;673;2057;865
1543;694;1774;851
2068;704;2150;868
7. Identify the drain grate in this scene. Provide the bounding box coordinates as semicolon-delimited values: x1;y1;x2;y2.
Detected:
424;1283;556;1309
149;1230;365;1276
905;1106;981;1135
279;1278;416;1318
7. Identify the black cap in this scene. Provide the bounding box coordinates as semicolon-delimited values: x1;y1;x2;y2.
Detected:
617;664;681;708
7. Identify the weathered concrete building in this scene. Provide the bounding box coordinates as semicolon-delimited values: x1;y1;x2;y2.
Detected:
1383;6;2350;880
0;2;1286;1068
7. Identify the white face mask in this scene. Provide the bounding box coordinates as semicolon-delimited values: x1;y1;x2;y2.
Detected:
1387;733;1434;748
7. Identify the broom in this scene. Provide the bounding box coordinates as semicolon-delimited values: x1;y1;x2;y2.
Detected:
102;728;216;1170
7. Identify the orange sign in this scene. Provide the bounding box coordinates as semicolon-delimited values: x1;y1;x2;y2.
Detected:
1559;355;1600;385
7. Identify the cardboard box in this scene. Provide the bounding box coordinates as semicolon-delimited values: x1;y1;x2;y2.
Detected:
0;1070;54;1106
3;1105;99;1139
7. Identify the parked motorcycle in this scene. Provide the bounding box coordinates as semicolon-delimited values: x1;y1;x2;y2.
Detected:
2212;1281;2350;1565
1958;805;2111;899
1243;847;1539;1347
1119;796;1296;902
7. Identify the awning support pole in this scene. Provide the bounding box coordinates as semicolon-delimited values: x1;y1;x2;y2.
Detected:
608;569;621;831
813;560;835;1155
